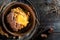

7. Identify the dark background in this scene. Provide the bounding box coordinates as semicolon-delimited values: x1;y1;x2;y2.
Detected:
25;0;60;40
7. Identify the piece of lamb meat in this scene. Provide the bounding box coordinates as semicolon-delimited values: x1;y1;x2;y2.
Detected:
7;12;19;31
